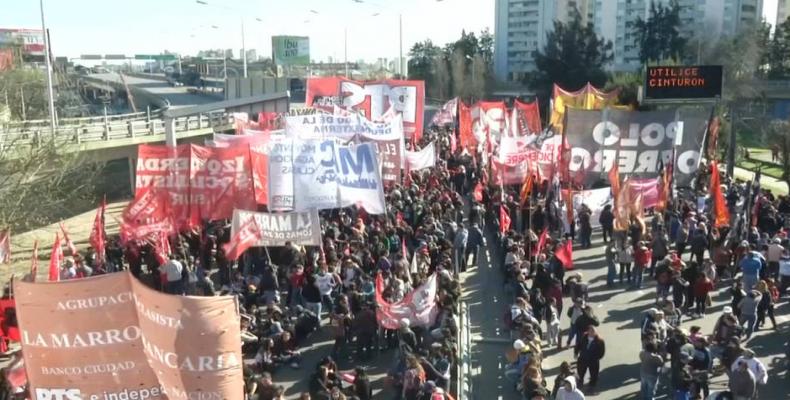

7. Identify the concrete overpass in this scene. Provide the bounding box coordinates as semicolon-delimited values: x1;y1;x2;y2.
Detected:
80;72;224;110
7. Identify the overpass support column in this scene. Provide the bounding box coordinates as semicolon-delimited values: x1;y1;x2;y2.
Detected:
164;117;177;147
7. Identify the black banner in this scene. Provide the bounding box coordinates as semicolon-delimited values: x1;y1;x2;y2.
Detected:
565;108;708;187
644;65;723;100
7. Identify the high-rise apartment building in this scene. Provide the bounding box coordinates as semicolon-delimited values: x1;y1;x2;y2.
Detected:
494;0;765;80
778;0;790;25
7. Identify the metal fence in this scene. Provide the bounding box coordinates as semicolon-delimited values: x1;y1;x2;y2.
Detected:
0;111;231;149
456;301;472;400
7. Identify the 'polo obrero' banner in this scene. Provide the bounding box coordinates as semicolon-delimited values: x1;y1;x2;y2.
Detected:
231;209;322;247
564;108;708;187
14;272;243;400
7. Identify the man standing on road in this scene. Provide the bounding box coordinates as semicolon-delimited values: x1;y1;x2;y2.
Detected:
453;224;468;274
739;246;764;291
576;326;605;390
639;341;664;400
161;255;184;295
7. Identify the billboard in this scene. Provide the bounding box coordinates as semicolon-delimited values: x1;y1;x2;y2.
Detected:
272;36;310;66
644;65;723;100
0;28;44;56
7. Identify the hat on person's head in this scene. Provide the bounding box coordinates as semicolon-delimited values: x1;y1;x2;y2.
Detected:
513;339;526;350
723;306;733;315
773;237;781;244
399;318;411;328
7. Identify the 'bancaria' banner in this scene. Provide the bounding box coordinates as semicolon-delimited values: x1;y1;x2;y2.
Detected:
14;271;243;400
231;209;322;247
564;108;707;187
335;142;386;214
375;273;439;330
305;77;425;140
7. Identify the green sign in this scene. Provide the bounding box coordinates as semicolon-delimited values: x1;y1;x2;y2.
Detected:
134;54;176;61
272;36;310;66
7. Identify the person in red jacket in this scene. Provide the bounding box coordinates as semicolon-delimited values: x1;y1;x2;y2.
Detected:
634;242;652;290
693;274;715;318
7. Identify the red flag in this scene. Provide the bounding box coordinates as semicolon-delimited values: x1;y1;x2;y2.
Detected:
401;237;408;258
48;233;63;282
710;161;730;228
258;111;280;130
608;163;621;201
707;115;720;160
473;182;484;202
89;198;107;266
0;229;9;264
153;232;171;265
223;217;263;260
30;240;38;282
59;223;78;257
458;101;475;150
500;204;512;234
520;173;534;207
536;228;549;255
555;239;573;270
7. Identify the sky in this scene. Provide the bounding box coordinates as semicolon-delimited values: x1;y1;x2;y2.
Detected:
1;0;494;63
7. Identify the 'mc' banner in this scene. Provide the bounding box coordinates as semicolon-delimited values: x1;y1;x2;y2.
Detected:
564;108;707;187
14;272;243;400
231;209;322;247
335;142;387;214
305;77;425;140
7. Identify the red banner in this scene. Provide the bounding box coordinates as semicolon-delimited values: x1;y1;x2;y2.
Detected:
306;77;425;141
477;101;507;141
223;217;263;260
458;101;475;150
500;204;511;234
136;144;256;229
512;99;542;136
556;239;573;270
710;161;730;227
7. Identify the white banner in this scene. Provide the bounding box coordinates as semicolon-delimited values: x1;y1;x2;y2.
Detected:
268;138;295;210
293;139;341;211
285;113;360;140
231;209;322;247
335;142;386;214
405;141;436;171
561;187;613;228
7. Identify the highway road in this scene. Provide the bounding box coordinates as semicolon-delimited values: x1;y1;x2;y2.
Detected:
463;228;789;400
87;73;222;108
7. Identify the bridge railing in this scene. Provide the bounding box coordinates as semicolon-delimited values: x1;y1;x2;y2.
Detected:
0;111;232;149
3;109;164;132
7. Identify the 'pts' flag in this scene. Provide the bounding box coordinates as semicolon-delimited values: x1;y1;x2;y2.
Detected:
223;217;263;260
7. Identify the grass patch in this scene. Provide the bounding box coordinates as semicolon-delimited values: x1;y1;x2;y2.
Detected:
737;158;784;179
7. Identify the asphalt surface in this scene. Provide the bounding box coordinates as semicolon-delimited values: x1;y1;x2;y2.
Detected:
462;228;790;400
88;73;222;108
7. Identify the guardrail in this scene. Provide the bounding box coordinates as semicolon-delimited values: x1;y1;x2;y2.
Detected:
456;301;472;400
3;109;163;132
0;111;231;149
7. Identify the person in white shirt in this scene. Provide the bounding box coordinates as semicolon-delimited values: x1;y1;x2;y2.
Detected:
161;255;184;295
765;238;784;279
731;349;767;386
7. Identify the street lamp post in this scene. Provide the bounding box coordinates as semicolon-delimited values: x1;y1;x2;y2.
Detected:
39;0;57;134
197;1;259;78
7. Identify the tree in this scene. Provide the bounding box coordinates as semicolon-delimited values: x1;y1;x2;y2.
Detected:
0;135;105;232
408;39;442;82
528;10;613;101
631;0;687;65
766;17;790;79
605;72;642;107
773;121;790;191
0;69;84;122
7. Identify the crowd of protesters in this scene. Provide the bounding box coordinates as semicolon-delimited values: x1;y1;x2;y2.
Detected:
0;125;478;400
485;159;788;400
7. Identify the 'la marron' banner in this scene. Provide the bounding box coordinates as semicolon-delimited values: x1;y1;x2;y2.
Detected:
231;209;322;247
14;272;243;400
564;108;708;188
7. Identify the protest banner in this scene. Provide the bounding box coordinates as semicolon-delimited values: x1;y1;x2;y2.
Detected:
564;108;708;187
188;145;256;222
495;135;560;185
292;139;341;211
405;142;436;171
305;77;425;141
430;97;458;127
560;187;612;228
14;272;244;400
375;273;439;330
285;112;361;140
335;142;386;214
511;99;542;137
231;209;322;247
135;144;192;229
267;139;295;211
